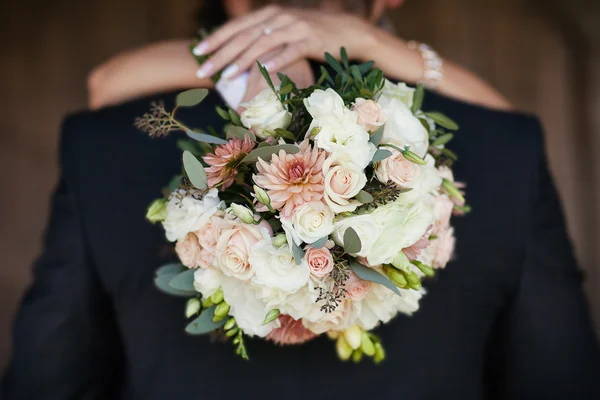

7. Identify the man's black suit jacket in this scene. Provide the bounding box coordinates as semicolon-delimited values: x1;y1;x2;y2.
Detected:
3;89;600;400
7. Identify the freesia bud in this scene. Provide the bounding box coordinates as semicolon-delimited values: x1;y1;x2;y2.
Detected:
230;203;257;224
253;185;273;211
225;327;239;337
391;251;410;270
224;317;236;331
262;309;280;325
336;336;353;361
209;288;224;304
405;270;422;290
360;332;375;356
384;265;408;288
401;148;427;165
185;298;201;318
213;302;230;321
343;325;363;350
442;178;465;204
352;349;364;363
411;260;435;277
374;342;386;364
327;331;340;340
272;233;287;247
146;198;167;223
202;297;214;308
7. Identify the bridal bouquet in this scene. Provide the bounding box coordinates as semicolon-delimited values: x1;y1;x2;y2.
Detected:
137;49;467;363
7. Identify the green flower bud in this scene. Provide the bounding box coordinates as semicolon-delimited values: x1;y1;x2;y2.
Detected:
360;332;376;356
374;342;386;364
202;297;214;308
253;185;272;210
352;349;364;363
391;251;410;270
336;336;353;361
146;198;168;223
343;325;363;350
272;233;287;247
442;178;465;204
230;203;257;224
411;260;435;277
401;148;427;165
327;331;340;340
213;302;230;321
209;288;224;304
384;265;408;288
224;317;236;331
405;270;422;290
225;327;239;337
185;298;201;318
262;309;280;325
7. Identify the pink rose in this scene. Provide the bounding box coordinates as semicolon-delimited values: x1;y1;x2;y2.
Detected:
432;195;454;234
266;315;318;345
352;98;385;132
432;227;455;269
402;225;432;261
197;248;215;269
195;213;224;252
344;272;371;301
175;233;203;268
305;246;334;277
375;149;420;187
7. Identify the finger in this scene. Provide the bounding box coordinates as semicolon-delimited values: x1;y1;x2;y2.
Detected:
261;42;311;73
192;5;281;56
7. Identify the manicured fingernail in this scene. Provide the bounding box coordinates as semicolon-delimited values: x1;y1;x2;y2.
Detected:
192;41;208;56
196;62;213;79
222;64;239;79
263;61;275;71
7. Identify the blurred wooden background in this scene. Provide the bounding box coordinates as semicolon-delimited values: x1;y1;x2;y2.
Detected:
0;0;599;371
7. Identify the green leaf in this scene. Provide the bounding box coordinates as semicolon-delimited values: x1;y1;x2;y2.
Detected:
182;150;207;189
349;261;401;296
291;241;305;265
369;125;385;146
319;66;334;85
228;109;242;126
371;149;392;163
441;147;458;161
425;112;459;130
155;272;196;297
186;129;228;144
432;133;454;146
325;52;344;75
274;128;295;141
310;236;328;249
350;65;362;82
185;306;227;335
343;227;362;254
279;84;293;95
176;88;209;107
241;144;300;164
168;268;196;292
358;60;375;75
411;84;425;114
166;174;182;192
176;139;198;154
156;263;186;276
257;141;272;148
216;106;231;120
257;61;276;93
356;190;374;204
267;217;282;231
340;47;349;68
226;125;256;141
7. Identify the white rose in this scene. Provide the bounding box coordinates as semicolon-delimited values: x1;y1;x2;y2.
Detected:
332;214;380;258
281;202;335;246
250;238;310;293
162;188;222;242
193;267;223;298
303;88;346;119
367;201;434;266
322;153;367;213
377;95;429;157
303;298;355;334
309;111;376;169
240;88;292;139
376;80;415;109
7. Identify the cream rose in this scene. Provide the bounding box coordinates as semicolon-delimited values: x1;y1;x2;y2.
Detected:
303;88;346;119
175;233;203;268
194;211;224;252
322;154;367;213
332;214;380;258
352;98;385;132
376;80;415;109
214;220;271;281
240;88;292;139
162;188;222;242
375;148;421;188
281;202;335;246
305;245;334;277
377;95;428;158
250;238;310;293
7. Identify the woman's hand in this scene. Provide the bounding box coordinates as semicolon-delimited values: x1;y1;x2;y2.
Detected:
193;5;378;79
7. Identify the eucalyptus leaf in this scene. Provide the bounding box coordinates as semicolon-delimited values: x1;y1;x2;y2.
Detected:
411;84;425;114
257;142;272;148
166;174;182;192
226;125;255;141
176;139;198;154
425;112;459;130
310;236;328;249
216;106;231;120
369;125;385;146
432;133;454;146
228;109;242;126
156;263;186;277
185;306;227;335
182;150;207;189
371;149;392;163
349;261;401;296
274;128;296;141
186;130;228;144
356;190;374;204
176;88;209;107
168;268;196;292
155;272;197;297
291;242;305;265
343;227;362;254
241;144;300;164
